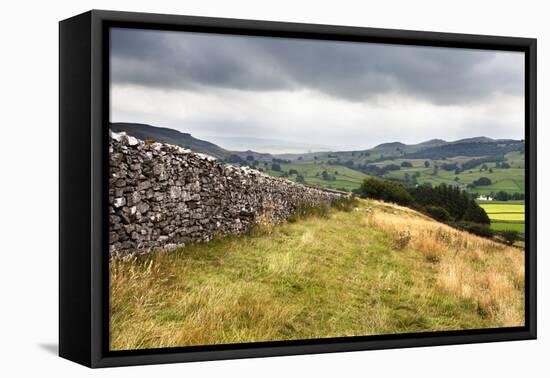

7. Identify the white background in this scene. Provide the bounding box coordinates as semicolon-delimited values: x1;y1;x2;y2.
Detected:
0;0;547;376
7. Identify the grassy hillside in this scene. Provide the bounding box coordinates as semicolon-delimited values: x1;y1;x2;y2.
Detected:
110;199;524;350
385;161;525;194
261;156;524;195
265;161;368;191
267;151;524;195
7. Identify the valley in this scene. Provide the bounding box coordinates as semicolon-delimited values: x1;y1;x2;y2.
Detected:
112;122;526;236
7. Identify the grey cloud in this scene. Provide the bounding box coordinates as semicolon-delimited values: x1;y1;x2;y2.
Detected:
111;28;524;105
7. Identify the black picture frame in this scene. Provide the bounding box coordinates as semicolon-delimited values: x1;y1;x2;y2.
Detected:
59;9;537;368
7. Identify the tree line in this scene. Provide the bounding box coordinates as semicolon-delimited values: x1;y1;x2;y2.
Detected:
355;178;492;237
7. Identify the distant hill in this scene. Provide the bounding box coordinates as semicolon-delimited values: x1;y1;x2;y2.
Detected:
373;142;407;149
404;140;524;159
377;137;522;150
111;123;230;160
110;123;273;162
111;122;523;166
415;139;448;148
450;136;496;144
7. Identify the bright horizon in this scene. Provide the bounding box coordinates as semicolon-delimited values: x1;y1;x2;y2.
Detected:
111;121;524;154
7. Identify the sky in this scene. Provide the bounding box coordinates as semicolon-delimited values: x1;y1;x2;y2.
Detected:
110;27;525;152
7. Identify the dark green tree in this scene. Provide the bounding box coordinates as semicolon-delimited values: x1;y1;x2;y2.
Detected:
359;177;414;206
462;200;490;224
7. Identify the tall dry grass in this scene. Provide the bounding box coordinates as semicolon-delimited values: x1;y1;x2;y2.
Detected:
367;202;524;327
110;253;301;350
110;199;524;350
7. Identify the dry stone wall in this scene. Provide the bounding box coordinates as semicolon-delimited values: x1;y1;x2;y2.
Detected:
109;131;344;256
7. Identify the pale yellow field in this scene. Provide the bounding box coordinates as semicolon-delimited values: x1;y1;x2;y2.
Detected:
480;203;525;222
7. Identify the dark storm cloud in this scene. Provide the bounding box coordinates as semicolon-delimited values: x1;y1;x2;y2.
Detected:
111;28;523;105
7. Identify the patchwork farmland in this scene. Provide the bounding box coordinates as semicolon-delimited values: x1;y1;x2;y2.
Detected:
478;201;525;234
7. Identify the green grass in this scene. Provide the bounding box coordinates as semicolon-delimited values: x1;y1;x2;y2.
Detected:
490;222;525;233
505;151;525;169
110;200;524;350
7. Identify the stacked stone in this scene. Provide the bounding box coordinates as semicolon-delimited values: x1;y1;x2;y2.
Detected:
109;131;344;257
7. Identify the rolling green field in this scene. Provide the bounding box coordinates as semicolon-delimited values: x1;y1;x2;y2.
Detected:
265;161;368;191
264;157;524;195
490;222;525;233
382;155;524;195
258;151;526;237
262;150;525;196
478;201;525;234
